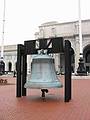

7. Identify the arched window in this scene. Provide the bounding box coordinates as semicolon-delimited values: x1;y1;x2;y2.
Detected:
8;62;12;72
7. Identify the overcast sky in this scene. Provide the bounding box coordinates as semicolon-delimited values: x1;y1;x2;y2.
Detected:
0;0;90;45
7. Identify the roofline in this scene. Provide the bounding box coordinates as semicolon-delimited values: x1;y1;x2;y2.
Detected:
39;19;90;27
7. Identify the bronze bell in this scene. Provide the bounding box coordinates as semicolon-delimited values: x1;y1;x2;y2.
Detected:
24;50;63;97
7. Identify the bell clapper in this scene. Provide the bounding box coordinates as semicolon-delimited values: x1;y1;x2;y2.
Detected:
41;89;48;98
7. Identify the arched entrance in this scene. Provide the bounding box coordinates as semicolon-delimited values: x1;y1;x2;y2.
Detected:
15;62;17;71
60;47;75;73
83;45;90;73
8;62;12;72
71;48;75;73
0;60;5;74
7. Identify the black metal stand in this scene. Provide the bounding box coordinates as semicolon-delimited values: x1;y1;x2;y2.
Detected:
64;40;72;102
77;56;87;76
16;44;27;97
16;38;72;102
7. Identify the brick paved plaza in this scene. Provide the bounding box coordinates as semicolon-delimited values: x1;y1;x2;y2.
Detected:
0;75;90;120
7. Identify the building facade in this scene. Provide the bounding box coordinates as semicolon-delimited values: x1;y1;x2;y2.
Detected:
35;19;90;73
1;19;90;73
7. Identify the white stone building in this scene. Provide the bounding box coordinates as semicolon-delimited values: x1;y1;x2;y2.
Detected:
0;19;90;73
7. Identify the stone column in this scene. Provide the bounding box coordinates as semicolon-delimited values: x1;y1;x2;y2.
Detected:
75;36;80;74
27;55;31;74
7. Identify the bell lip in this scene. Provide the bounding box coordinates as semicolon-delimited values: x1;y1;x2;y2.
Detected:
24;82;63;89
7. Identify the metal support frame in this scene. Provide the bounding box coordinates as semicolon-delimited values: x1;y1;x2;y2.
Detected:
16;44;27;97
16;37;72;102
22;54;27;96
64;40;72;102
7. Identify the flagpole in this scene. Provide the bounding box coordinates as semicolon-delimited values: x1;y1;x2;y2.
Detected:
1;0;6;60
0;0;6;75
78;0;83;58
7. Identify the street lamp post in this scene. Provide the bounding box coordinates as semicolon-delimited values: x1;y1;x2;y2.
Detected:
77;0;86;75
